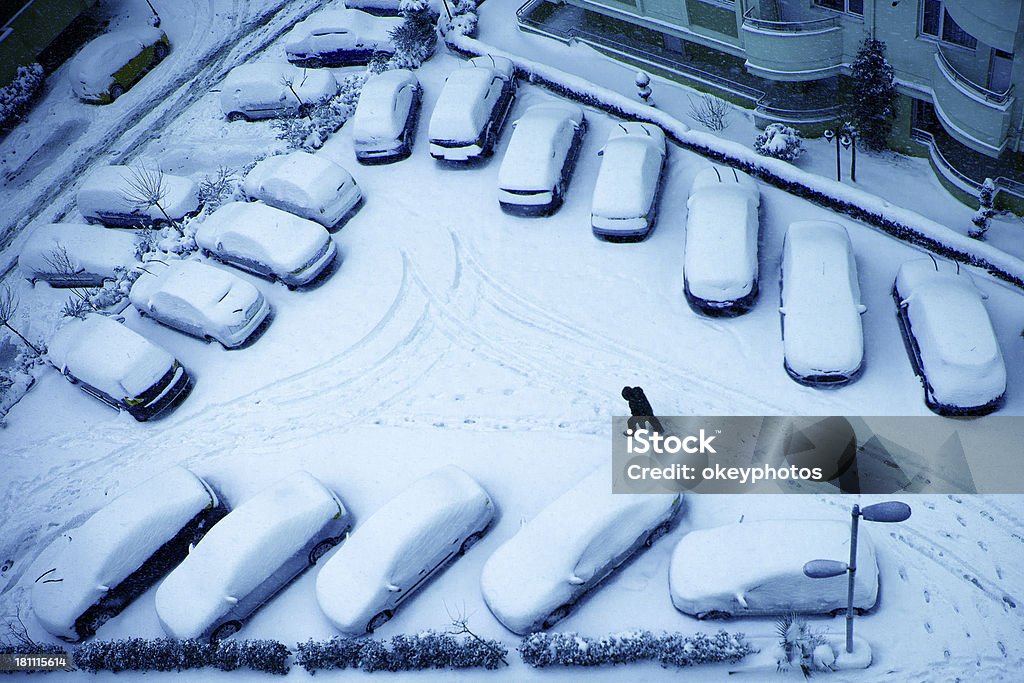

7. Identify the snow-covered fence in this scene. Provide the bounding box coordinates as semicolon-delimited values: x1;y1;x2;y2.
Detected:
518;630;753;668
446;34;1024;290
70;638;290;675
295;633;508;673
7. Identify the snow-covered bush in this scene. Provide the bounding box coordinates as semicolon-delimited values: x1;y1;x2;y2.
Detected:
71;638;289;675
754;123;804;162
519;630;753;668
0;347;44;425
774;614;832;677
198;167;240;211
970;178;997;240
439;0;478;38
295;632;508;673
848;39;898;151
274;75;364;150
0;64;45;133
387;4;438;69
59;267;141;320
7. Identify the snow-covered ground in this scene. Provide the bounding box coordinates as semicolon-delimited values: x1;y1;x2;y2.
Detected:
1;0;1023;680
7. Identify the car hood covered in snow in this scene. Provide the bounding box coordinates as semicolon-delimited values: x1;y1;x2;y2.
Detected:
498;103;583;192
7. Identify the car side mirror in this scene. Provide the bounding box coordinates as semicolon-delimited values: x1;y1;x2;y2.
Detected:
778;307;786;315
597;149;604;157
386;583;401;593
856;304;867;314
568;574;585;586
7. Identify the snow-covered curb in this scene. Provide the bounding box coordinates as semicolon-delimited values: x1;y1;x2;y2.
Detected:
446;34;1024;290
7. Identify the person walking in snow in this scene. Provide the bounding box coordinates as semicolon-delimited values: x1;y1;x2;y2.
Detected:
622;386;664;433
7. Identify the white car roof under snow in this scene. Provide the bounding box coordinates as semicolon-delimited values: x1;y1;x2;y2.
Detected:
498;103;584;191
242;153;355;214
352;69;418;141
591;123;666;219
197;201;330;271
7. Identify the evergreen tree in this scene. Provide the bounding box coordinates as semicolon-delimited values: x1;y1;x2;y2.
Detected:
389;2;438;70
848;39;898;151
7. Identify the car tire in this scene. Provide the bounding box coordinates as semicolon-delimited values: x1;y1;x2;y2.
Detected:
309;539;337;565
211;621;242;643
80;609;111;638
830;607;866;617
227;111;250;123
542;604;571;630
695;610;730;620
153;42;169;61
108;84;125;102
366;610;392;633
459;532;484;556
645;521;671;547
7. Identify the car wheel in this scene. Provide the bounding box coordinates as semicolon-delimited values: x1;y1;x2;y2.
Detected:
80;609;111;638
227;111;250;123
366;610;392;633
210;621;241;643
645;521;671;547
542;604;571;630
309;539;337;565
695;610;730;620
830;607;866;617
109;84;125;101
306;57;324;68
153;42;169;61
459;532;484;556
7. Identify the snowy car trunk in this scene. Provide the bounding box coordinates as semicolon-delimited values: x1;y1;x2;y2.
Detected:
155;471;349;641
69;27;166;101
32;467;223;641
20;223;139;287
77;166;200;228
669;519;879;618
481;466;681;635
219;64;338;120
894;260;1006;414
284;9;401;67
351;69;421;163
316;465;493;635
195;201;337;287
780;221;865;385
242;152;361;229
590;122;666;239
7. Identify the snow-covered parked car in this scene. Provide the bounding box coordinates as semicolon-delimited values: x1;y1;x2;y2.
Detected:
780;221;866;386
129;259;270;348
351;69;422;164
428;56;516;162
47;314;192;421
481;467;681;635
590;122;667;241
69;27;170;103
20;223;138;287
316;466;494;634
669;520;879;619
196;202;337;288
219;63;338;121
497;102;586;216
32;467;224;641
682;166;760;316
894;258;1006;416
242;152;362;229
78;165;200;229
155;471;350;642
284;9;401;67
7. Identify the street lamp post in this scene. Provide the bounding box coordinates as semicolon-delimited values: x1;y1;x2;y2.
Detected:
823;128;841;182
840;131;857;182
803;501;912;654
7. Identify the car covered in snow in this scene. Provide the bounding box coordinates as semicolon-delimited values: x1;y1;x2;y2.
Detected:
219;63;338;121
497;102;586;216
77;165;200;229
32;467;224;641
129;259;270;348
590;122;667;241
481;467;681;635
351;69;422;164
242;152;362;229
669;520;879;619
196;202;337;288
284;9;401;67
682;166;761;316
316;465;493;634
47;314;192;421
428;56;516;162
155;471;350;642
780;221;866;386
20;223;138;287
69;27;170;103
893;258;1006;416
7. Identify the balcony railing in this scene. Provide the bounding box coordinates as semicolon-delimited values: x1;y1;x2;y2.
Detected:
742;6;840;32
936;45;1012;105
912;128;1024;202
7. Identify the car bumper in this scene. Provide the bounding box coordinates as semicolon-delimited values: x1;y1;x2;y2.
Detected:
592;216;651;242
355;140;408;164
683;279;758;318
784;360;863;388
430;142;483;162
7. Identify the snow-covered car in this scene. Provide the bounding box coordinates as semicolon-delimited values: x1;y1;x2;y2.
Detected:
316;466;494;634
219;63;338;121
20;223;138;287
590;122;667;241
893;259;1006;416
481;467;681;635
69;27;170;103
669;520;879;619
155;471;350;642
780;221;866;386
129;259;271;348
47;314;192;421
428;56;516;162
497;102;586;216
351;69;422;164
682;166;761;316
32;467;224;641
77;165;200;229
241;152;362;229
284;9;401;67
196;202;337;288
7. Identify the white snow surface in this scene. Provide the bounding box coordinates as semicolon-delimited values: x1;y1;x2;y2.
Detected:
155;471;344;639
32;467;214;640
77;165;200;222
352;69;419;142
316;465;493;634
283;9;401;56
69;27;165;97
195;201;331;272
481;466;680;634
19;223;138;282
242;152;358;226
591;122;666;223
498;102;583;191
668;520;878;616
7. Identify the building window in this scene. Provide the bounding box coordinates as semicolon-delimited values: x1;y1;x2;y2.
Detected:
921;0;977;49
814;0;863;15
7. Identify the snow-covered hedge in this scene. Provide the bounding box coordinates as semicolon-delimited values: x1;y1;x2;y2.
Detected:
71;638;290;675
0;64;45;133
445;35;1024;290
295;632;508;673
519;630;753;668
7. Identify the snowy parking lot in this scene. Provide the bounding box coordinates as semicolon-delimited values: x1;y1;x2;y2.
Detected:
1;2;1023;680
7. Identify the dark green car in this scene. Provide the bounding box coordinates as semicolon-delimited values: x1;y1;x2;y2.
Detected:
69;26;169;103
